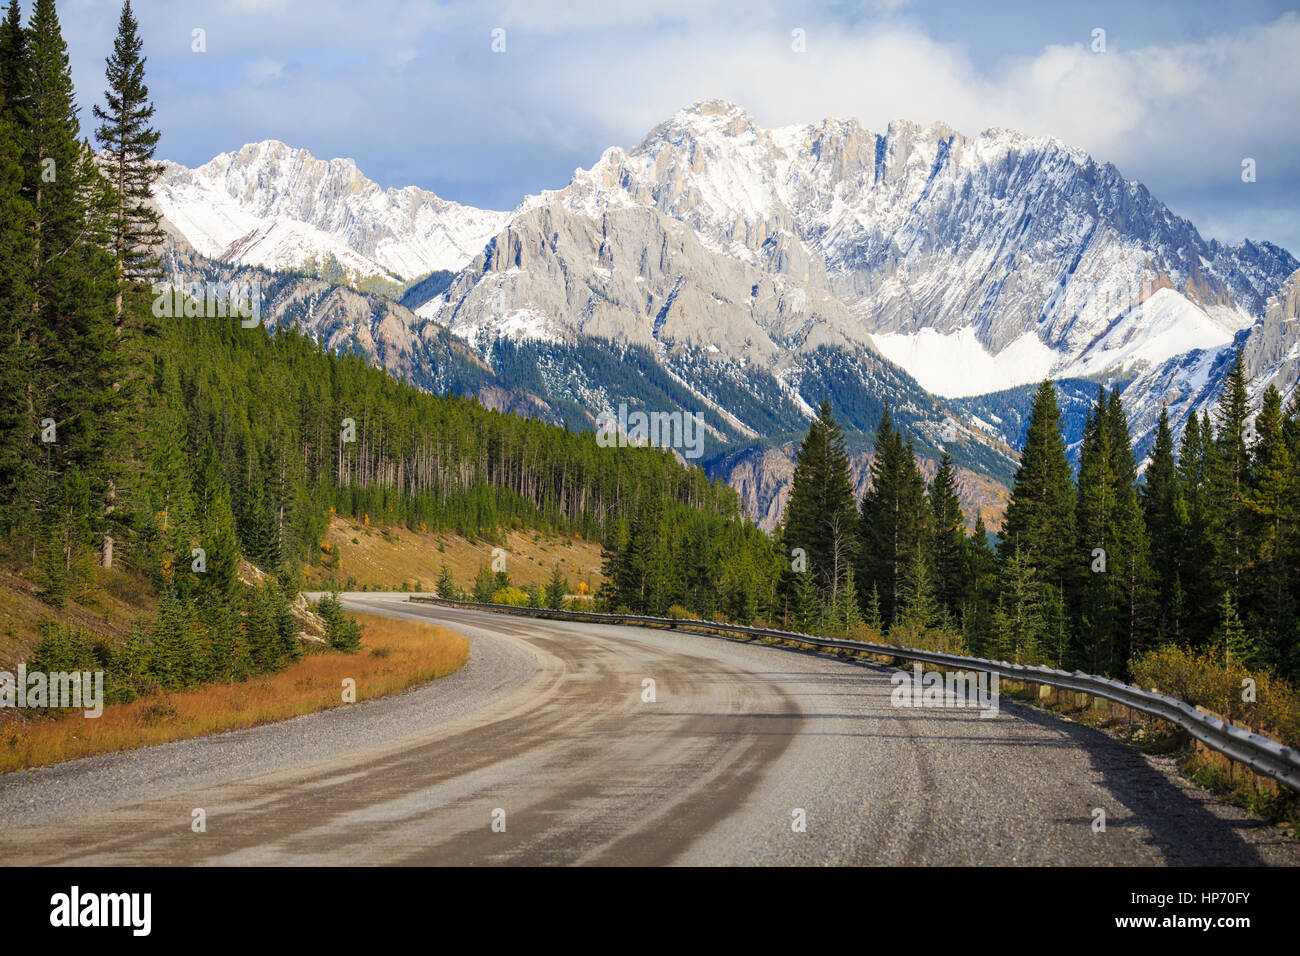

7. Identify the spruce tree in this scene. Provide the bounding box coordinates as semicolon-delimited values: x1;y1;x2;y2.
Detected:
544;562;569;610
929;450;965;622
1209;346;1251;609
1177;410;1218;645
1243;384;1296;668
858;404;930;625
1073;393;1119;672
1141;404;1185;644
998;380;1075;617
782;400;857;602
93;0;164;313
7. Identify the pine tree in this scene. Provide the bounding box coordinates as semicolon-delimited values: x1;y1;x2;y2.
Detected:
993;547;1045;664
1177;410;1218;645
1243;384;1296;668
435;563;458;599
961;513;998;656
1209;346;1251;609
1142;404;1185;645
929;450;965;622
835;565;863;631
544;562;568;610
896;545;938;631
998;380;1076;594
858;404;930;626
1105;388;1154;671
0;90;34;531
93;0;164;314
471;564;496;603
782;400;857;603
1073;392;1119;673
23;0;122;570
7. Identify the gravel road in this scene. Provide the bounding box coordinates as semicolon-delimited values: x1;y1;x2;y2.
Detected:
1;594;1296;865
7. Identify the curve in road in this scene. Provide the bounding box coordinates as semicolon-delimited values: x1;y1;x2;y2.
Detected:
1;595;1295;865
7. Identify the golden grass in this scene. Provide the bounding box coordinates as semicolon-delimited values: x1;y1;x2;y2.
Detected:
303;520;604;593
0;611;468;774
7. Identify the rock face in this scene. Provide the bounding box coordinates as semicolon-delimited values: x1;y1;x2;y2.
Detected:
154;141;510;280
431;99;1292;400
426;99;1295;469
154;101;1300;521
155;222;549;420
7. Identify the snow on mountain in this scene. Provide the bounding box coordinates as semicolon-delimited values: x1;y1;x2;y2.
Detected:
153;141;509;281
1123;268;1300;458
870;327;1058;398
425;98;1296;486
502;99;1293;396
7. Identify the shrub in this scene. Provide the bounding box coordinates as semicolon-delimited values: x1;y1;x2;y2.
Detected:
1131;643;1300;746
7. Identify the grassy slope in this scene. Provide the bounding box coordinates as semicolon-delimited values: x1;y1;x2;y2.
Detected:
304;518;606;595
0;611;468;773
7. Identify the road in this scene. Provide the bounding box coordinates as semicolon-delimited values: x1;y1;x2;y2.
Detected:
1;594;1296;865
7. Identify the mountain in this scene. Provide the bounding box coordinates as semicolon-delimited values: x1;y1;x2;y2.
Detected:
441;99;1291;401
1121;268;1300;458
153;141;510;283
154;220;549;419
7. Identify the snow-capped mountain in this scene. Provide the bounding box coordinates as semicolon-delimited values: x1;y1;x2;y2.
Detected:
154;141;509;282
414;99;1296;481
1122;268;1300;457
458;99;1291;400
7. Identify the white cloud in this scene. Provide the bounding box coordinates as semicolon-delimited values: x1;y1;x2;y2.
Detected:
63;2;1300;250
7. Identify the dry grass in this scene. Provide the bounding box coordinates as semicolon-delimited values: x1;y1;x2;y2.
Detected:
0;566;156;670
0;611;468;774
302;519;605;593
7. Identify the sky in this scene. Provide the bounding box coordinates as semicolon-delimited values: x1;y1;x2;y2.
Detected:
52;0;1300;253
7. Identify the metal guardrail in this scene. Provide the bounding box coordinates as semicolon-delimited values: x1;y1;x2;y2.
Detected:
407;594;1300;792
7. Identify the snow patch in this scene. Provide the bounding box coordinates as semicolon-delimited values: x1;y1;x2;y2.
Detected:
870;327;1059;398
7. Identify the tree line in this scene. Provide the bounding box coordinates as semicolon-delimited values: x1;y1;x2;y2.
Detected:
751;358;1299;681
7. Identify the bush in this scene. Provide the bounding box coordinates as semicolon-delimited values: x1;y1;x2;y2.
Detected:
1131;643;1300;746
492;586;528;607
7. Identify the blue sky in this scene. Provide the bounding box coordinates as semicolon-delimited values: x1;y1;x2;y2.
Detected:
53;0;1300;253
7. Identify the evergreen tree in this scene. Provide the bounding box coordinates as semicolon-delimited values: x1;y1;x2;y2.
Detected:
1073;392;1119;672
435;563;458;599
1105;388;1155;670
896;545;939;631
929;450;965;622
1243;384;1296;668
781;400;857;602
858;404;930;626
998;380;1076;594
544;562;569;610
992;547;1045;664
93;0;164;312
961;513;998;656
1209;346;1251;609
1177;410;1218;645
1142;404;1185;644
471;564;496;603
